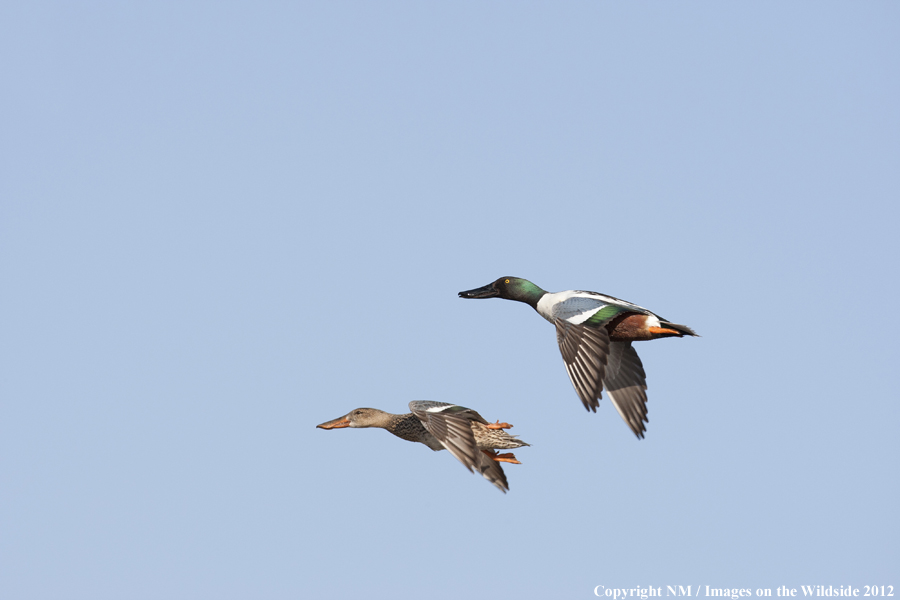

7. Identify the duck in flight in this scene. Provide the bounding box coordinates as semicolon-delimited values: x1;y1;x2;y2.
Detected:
459;277;697;439
317;401;530;492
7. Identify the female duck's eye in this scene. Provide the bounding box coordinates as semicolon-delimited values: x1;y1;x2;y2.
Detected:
504;279;510;284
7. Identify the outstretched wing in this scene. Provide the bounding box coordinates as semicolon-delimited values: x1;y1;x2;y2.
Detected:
555;319;611;412
409;401;509;493
471;450;510;493
603;342;648;439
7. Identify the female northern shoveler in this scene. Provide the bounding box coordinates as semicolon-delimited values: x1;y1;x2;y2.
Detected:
459;276;697;439
316;401;529;493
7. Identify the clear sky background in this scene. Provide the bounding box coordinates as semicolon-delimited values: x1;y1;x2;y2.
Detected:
2;3;898;599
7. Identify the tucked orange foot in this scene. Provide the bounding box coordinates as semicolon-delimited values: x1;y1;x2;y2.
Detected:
493;453;521;465
486;420;513;430
648;326;682;336
482;450;522;464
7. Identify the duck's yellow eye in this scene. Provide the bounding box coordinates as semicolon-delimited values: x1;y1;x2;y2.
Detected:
505;279;510;283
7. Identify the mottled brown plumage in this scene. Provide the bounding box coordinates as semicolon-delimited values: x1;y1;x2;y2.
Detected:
317;401;530;492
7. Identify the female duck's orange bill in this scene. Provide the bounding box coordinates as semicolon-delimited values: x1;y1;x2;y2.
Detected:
316;415;351;429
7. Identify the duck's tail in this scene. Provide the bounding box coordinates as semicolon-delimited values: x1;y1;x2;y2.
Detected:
660;321;699;337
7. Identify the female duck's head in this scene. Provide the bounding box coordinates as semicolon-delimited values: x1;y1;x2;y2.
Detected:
316;408;393;430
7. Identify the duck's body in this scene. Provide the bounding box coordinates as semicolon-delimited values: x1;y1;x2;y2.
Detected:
534;289;696;341
459;277;697;439
317;401;529;493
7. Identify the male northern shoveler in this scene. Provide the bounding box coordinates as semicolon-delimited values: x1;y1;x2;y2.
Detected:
316;401;530;493
459;276;697;439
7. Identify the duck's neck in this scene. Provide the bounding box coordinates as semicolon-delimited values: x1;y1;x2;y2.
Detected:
509;280;546;310
386;413;430;444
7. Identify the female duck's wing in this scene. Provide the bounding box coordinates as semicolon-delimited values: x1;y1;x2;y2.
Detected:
554;319;611;412
603;342;648;439
474;453;509;493
409;401;509;493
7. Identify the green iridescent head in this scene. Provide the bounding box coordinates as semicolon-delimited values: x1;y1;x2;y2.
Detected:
458;276;546;307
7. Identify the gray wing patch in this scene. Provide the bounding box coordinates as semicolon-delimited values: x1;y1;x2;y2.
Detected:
555;319;611;412
604;342;648;439
551;296;607;322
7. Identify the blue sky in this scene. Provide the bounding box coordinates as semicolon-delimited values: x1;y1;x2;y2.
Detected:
2;3;898;599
